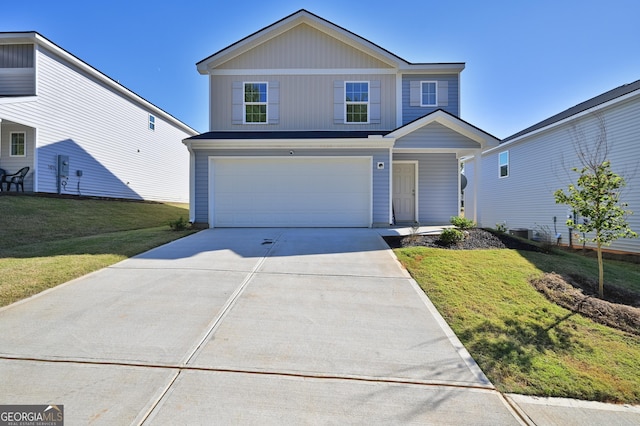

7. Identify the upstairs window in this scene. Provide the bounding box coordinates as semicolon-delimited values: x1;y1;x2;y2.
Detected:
10;132;26;157
345;82;369;123
244;82;267;123
148;114;155;131
499;151;509;178
421;81;437;106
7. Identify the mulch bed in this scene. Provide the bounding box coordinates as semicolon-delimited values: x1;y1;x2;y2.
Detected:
385;228;640;336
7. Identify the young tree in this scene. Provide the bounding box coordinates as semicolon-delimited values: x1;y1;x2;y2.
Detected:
554;116;637;298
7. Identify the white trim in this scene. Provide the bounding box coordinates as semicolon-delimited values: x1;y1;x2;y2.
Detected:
345;81;370;124
388;147;394;224
483;88;640;156
6;32;198;135
0;96;38;105
395;74;403;128
211;68;397;76
33;127;38;192
387;110;499;148
188;145;196;223
498;150;509;178
207;155;373;228
242;81;268;124
420;81;437;107
186;138;394;150
9;131;26;157
392;160;419;223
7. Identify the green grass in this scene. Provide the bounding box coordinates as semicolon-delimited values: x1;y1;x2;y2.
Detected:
0;195;196;306
395;246;640;404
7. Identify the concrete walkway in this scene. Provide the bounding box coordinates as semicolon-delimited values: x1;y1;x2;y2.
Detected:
0;228;638;425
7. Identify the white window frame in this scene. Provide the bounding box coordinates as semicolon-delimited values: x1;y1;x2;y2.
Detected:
148;114;155;131
243;81;268;124
499;150;509;178
420;81;437;107
345;81;370;124
10;132;26;157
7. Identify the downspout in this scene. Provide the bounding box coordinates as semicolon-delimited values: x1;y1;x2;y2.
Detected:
389;146;394;225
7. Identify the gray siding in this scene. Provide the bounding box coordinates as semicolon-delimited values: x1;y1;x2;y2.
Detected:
192;148;391;226
395;122;481;149
394;152;459;224
0;44;34;68
0;68;35;96
218;23;393;70
402;74;459;123
472;95;640;253
210;73;396;131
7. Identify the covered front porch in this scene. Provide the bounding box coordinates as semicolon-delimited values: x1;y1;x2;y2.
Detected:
0;118;35;192
386;110;500;225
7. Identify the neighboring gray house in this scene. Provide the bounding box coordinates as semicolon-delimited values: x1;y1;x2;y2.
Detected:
0;32;197;202
464;80;640;253
184;9;499;228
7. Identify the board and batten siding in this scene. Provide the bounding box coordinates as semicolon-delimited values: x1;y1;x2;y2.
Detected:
0;44;35;96
210;73;396;131
393;152;459;225
402;74;459;124
471;95;640;253
217;23;393;70
191;148;391;226
4;44;192;202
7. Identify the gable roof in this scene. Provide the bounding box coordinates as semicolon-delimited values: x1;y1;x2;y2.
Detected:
386;109;500;149
502;79;640;143
196;9;465;74
0;31;198;135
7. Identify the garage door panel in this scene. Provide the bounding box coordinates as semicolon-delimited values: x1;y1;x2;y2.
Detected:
212;158;371;227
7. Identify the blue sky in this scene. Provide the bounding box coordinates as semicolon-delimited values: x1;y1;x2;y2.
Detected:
3;0;639;138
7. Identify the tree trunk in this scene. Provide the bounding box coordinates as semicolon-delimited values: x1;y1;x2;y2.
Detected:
597;241;604;298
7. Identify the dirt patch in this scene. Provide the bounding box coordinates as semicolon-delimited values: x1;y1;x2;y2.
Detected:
385;228;640;334
531;273;640;336
383;228;544;251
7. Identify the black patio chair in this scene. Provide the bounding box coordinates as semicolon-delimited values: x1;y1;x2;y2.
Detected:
0;168;6;191
2;166;30;192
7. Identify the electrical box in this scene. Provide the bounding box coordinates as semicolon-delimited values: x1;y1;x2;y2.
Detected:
58;155;70;178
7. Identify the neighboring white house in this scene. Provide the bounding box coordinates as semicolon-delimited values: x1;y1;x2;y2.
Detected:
464;80;640;253
0;32;197;202
184;9;499;228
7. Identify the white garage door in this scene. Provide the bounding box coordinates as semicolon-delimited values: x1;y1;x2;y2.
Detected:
211;157;371;227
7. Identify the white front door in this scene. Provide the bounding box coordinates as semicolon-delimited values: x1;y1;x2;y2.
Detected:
393;162;416;223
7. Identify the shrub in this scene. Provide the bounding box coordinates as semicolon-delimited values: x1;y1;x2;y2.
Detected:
450;216;476;230
438;228;465;245
495;222;507;233
168;216;190;231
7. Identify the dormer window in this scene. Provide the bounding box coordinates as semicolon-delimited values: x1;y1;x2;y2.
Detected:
345;82;369;123
244;82;267;123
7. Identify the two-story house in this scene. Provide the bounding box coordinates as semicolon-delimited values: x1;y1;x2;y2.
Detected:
184;10;499;227
0;32;197;202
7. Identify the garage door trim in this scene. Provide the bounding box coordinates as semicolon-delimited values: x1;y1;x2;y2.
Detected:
208;156;373;228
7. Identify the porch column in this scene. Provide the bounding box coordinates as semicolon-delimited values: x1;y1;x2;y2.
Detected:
471;149;482;224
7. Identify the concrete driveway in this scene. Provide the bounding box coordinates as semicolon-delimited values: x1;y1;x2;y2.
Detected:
0;228;523;424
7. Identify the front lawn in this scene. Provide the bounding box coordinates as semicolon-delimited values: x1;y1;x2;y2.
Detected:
394;246;640;404
0;195;196;307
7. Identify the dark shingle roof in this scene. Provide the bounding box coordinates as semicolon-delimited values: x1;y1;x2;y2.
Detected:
187;130;390;140
503;79;640;143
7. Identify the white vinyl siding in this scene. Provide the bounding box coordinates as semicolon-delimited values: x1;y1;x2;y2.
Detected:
0;43;195;202
471;95;640;253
